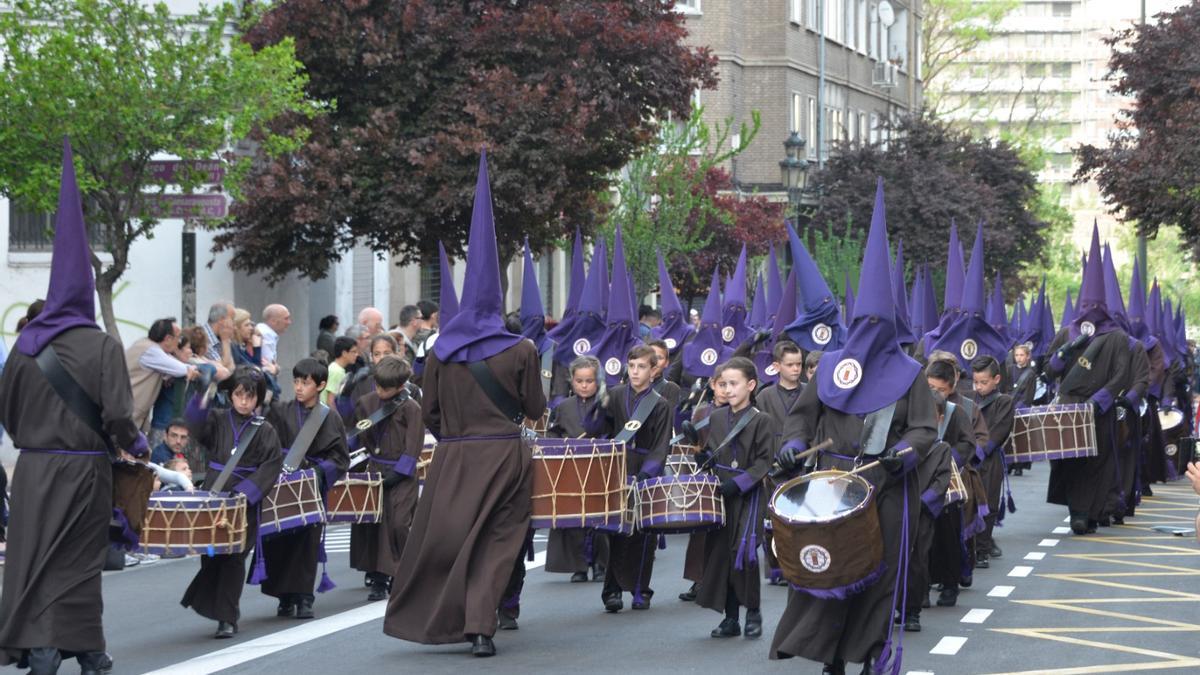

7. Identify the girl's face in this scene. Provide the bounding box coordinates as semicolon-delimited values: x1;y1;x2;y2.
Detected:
710;372;730;405
721;369;756;409
231;386;259;416
177;344;194;362
572;368;598;399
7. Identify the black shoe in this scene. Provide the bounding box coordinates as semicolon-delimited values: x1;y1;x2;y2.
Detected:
1113;515;1125;525
1144;485;1154;496
364;573;372;588
295;596;314;620
367;585;388;602
1098;516;1112;527
277;598;295;617
990;543;1003;559
1086;520;1098;534
975;556;990;570
922;590;931;608
937;587;958;607
469;634;496;658
591;564;606;581
631;596;651;610
1071;517;1088;535
215;621;237;639
497;611;519;631
768;576;787;586
570;571;589;583
960;573;973;588
710;617;741;638
904;614;921;632
26;647;62;674
678;583;697;602
77;651;113;675
603;595;623;613
744;609;762;638
821;660;846;675
1014;468;1024;476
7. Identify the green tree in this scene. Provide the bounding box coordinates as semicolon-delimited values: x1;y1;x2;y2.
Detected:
922;0;1019;117
807;215;864;301
1114;224;1200;321
0;0;319;340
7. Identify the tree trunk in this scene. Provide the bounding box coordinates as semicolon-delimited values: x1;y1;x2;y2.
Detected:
94;272;122;345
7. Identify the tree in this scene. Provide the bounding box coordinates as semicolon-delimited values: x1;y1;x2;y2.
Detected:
1075;3;1200;261
803;115;1052;295
921;0;1019;117
0;0;317;340
808;215;864;300
598;106;759;296
219;0;718;282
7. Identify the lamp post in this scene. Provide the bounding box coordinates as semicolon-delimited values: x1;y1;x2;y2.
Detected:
780;132;810;225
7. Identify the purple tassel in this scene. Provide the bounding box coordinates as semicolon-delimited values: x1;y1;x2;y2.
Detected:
318;570;336;593
790;561;886;600
109;508;140;550
657;533;667;550
584;530;596;566
248;506;267;585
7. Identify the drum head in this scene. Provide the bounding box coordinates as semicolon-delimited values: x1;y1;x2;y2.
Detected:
772;471;871;524
1159;408;1184;430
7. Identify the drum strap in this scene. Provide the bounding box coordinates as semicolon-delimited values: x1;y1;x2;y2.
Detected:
209;417;264;493
467;361;525;425
614;389;663;445
33;345;115;457
859;402;897;457
540;344;557;399
704;408;759;469
669;415;710;446
281;403;332;473
937;401;957;441
346;395;407;444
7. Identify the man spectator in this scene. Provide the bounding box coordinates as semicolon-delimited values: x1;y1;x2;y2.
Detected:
358;306;385;337
203;301;235;373
127;318;197;434
397;305;422;359
256;304;292;370
346;325;371;362
317;314;339;354
150;419;191;466
638;305;662;339
417;300;440;332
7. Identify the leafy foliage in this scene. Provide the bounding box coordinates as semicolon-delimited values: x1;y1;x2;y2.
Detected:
922;0;1019;117
221;0;718;282
807;215;864;300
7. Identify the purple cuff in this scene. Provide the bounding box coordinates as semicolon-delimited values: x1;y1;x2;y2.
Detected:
733;471;760;493
974;445;986;464
1049;353;1065;372
128;432;150;458
781;438;808;454
890;441;917;474
317;459;339;490
950;448;963;467
1123;391;1142;409
234;478;264;505
640;459;663;478
184;395;206;426
1090;388;1114;415
395;454;417;477
1149;382;1163;399
921;488;944;518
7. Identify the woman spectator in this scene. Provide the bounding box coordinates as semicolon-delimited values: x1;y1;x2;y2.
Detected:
317;314;339;354
186;325;230;382
231;309;263;368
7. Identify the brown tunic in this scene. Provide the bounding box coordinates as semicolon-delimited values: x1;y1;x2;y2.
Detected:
350;392;423;577
544;395;611;574
0;327;141;662
752;382;803;581
384;341;546;643
975;391;1014;551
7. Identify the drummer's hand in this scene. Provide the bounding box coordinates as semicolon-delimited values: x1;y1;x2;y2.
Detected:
879;450;907;475
1185;462;1200;497
693;450;712;467
720;479;740;497
382;470;405;488
776;446;798;471
970;446;985;467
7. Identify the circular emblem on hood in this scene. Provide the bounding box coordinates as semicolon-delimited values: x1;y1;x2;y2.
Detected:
765;364;780;376
1166;443;1178;457
960;339;978;360
604;358;623;376
700;348;719;366
664;338;677;350
833;358;862;389
721;326;736;343
812;323;833;346
800;544;832;573
572;338;591;356
1080;321;1096;337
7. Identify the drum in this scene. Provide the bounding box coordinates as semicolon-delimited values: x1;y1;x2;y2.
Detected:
417;435;437;483
112;460;157;538
259;469;326;537
1159;408;1192;478
636;474;725;534
769;470;883;595
326;472;383;524
666;443;700;477
1006;403;1098;463
524;410;551;435
138;491;248;556
945;460;967;505
531;438;627;530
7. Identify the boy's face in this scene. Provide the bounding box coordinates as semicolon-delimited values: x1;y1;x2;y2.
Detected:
775;352;804;385
973;371;1001;397
1014;347;1030;368
572;368;598;399
650;346;669;378
341;345;360;365
371;342;395;362
375;383;403;401
294;376;325;406
627;356;654;391
231;386;258;416
927;377;955;399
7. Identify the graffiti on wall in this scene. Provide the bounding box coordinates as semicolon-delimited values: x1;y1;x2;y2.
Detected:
1;281;149;338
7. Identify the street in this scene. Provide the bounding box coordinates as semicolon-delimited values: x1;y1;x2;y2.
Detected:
31;467;1200;675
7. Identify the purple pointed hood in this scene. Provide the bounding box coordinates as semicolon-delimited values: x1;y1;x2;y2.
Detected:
815;178;921;415
926;222;1009;368
748;273;767;331
1163;297;1180;362
891;239;916;346
547;227;585;341
1101;243;1129;331
909;264;924;334
925;222;965;345
1037;281;1056;352
765;244;784;325
650;252;693;353
721;245;752;347
1174;305;1187;357
520;240;551;354
682;269;733;379
596;238;610;314
755;267;800;386
1149;280;1174;367
1059;289;1074;333
1126;257;1156;348
437;241;460;325
434;152;524;363
17;139;100;356
784;222;846;352
1009;296;1023;336
591;226;642;386
1018;280;1051;357
919;265;938;339
1070;224;1119;340
551;237;608;367
843;270;856;319
986;273;1010;345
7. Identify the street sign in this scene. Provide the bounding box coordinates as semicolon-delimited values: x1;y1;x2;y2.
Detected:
147;160;225;184
142;193;227;219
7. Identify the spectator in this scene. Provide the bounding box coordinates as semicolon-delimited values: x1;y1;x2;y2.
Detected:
203;301;236;373
151;419;191;466
346;324;371;361
256;304;291;373
311;349;330;366
358;306;384;337
417;300;440;332
185;325;230;382
638;305;661;339
149;457;194;495
324;336;359;406
689;308;701;330
126;318;196;434
317;314;339;354
231;308;264;368
397;305;422;358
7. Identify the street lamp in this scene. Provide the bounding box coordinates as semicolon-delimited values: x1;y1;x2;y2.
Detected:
780;132;810;222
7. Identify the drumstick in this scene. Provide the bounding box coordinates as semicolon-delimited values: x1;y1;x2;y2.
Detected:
834;447;915;478
766;438;835;478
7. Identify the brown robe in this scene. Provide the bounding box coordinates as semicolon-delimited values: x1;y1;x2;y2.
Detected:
906;436;951;615
0;327;142;663
974;390;1014;552
770;378;937;667
929;403;978;590
683;402;722;583
257;400;349;599
754;382;804;581
544;394;612;574
181;406;283;624
350;392;423;577
384;341;545;643
696;406;777;613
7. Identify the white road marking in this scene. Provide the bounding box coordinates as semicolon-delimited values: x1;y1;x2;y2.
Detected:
961;608;993;624
1038;538;1059;547
1024;552;1046;561
906;672;936;675
1008;566;1033;578
1051;526;1070;534
1063;516;1070;523
988;585;1015;598
930;636;968;656
146;551;548;674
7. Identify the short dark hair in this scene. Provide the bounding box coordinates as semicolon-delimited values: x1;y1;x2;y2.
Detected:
569;355;600;378
373;355;412;389
293;357;329;385
639;305;661;321
971;355;1002;379
177;332;190;352
926;360;957;385
398;305;422;328
319;314;339;331
149;318;177;343
332;336;357;360
804;350;823;369
719;356;758;384
504;312;523;334
417;300;439;319
644;338;669;354
223;365;266;403
369;334;398;355
310;349;330;365
773;340;802;362
627;344;657;366
166;418;189;434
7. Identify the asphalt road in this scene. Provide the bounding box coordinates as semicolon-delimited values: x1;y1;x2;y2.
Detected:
13;466;1200;674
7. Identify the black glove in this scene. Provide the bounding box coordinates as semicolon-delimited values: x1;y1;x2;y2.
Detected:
878;450;906;476
777;446;799;471
680;420;700;444
693;450;712;467
381;470;405;489
635;471;651;483
720;479;740;497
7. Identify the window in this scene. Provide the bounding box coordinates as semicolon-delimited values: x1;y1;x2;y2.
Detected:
807;97;817;159
791;93;803;132
858;112;867;144
1048;153;1073;170
419;252;440;305
989;63;1009;78
1050;32;1073;48
887;7;908;68
826;0;845;43
806;0;818;30
968;63;987;78
846;0;857;49
8;201;108;252
1052;2;1072;17
1052;62;1072;78
857;0;868;52
1026;33;1047;48
868;2;879;59
675;0;701;13
791;0;803;23
1026;62;1047;78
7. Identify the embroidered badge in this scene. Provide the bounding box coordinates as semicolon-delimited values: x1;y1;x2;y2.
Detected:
833;358;863;389
1080;321;1096;337
1166;443;1178;457
664;338;677;350
765;364;780;376
800;544;832;573
624;420;642;432
960;338;978;360
812;323;833;346
355;419;373;431
1078;356;1092;370
700;348;719;366
572;338;592;356
721;326;736;343
604;358;623;376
